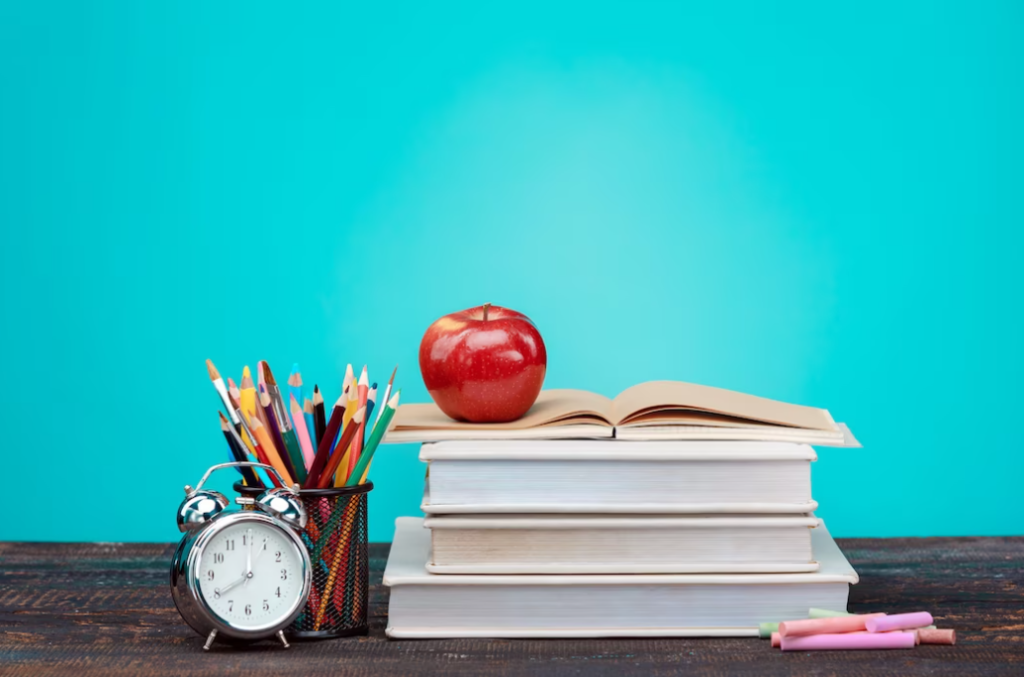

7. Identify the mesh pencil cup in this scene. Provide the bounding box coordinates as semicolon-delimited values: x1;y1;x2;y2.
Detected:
235;481;373;639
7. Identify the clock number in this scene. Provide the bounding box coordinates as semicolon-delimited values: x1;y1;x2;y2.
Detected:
280;569;288;580
228;600;233;612
263;600;269;611
244;604;251;616
213;589;220;599
213;553;224;564
275;587;281;598
242;534;247;546
275;551;281;562
263;540;268;551
206;570;214;581
226;539;235;551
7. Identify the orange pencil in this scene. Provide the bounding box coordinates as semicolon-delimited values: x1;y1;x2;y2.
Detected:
317;407;365;489
249;415;295;486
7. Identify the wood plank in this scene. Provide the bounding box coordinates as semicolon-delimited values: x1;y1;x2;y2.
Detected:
1;538;1022;676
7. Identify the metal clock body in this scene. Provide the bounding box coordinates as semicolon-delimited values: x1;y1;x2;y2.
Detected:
170;462;312;650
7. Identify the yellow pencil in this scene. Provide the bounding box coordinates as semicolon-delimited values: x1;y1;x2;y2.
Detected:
335;372;360;486
239;365;257;420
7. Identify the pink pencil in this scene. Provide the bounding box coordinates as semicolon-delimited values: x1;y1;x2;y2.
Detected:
289;394;316;470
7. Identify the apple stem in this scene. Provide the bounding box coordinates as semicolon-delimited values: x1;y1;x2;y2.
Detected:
482;303;491;322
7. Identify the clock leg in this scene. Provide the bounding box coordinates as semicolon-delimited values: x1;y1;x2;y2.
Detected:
277;630;291;649
203;629;218;651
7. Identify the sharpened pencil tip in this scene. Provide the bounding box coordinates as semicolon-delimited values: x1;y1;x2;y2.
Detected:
242;365;251;378
358;366;368;386
387;365;397;386
206;359;221;381
389;391;401;408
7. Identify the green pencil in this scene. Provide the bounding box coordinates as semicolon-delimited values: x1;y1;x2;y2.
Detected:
345;391;399;486
281;427;307;485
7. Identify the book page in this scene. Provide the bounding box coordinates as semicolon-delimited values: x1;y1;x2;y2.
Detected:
610;381;837;431
392;389;614;431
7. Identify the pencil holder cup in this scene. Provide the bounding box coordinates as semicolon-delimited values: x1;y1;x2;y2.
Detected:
235;481;373;639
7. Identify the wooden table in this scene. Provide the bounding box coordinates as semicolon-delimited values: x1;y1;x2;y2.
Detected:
2;537;1022;676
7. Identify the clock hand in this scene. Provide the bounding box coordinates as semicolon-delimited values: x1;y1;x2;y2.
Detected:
216;572;249;596
243;528;254;587
253;537;269;564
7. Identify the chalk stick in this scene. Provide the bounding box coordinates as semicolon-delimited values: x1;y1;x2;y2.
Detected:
771;632;781;648
759;622;779;638
918;628;956;645
781;631;916;651
866;612;934;633
779;612;886;638
809;608;855;618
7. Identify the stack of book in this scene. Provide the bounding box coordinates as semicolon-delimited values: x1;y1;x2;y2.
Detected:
382;381;859;638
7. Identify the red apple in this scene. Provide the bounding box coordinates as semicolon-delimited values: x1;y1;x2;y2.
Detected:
419;304;547;422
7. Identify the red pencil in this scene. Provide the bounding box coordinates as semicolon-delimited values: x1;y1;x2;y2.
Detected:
304;394;347;488
317;408;365;489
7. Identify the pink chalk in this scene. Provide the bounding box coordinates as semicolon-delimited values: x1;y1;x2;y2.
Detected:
771;632;781;648
866;612;934;633
781;631;917;651
778;613;886;638
918;628;956;645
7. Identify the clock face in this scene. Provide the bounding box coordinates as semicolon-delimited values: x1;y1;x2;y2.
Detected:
196;520;305;631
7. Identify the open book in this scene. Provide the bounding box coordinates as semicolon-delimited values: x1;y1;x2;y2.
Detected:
386;381;857;446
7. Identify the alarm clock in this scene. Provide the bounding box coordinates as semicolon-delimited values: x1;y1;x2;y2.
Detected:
170;462;312;650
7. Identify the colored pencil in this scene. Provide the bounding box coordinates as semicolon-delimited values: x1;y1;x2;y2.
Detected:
206;359;241;427
288;364;304;422
239;366;258;421
304;394;346;488
248;415;295;486
281;428;306;484
303;398;316;447
261;361;291;433
317;408;365;489
259;386;296;481
219;413;261;486
228;374;241;411
363;383;378;447
347;366;369;477
333;380;360;485
347;391;399;486
375;365;397;430
291;394;316;471
312;385;326;446
222;411;279;488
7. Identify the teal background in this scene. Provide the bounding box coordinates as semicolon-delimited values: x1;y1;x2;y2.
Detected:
1;2;1022;542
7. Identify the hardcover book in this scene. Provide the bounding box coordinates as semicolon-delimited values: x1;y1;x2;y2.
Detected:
384;517;857;638
421;440;818;514
425;512;821;574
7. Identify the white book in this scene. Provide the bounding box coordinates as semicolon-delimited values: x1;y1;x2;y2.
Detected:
421;440;818;514
385;517;858;638
424;513;820;574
